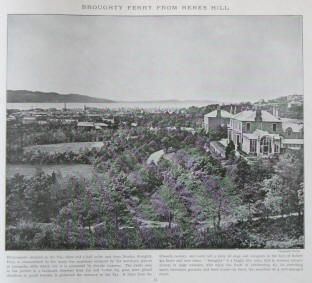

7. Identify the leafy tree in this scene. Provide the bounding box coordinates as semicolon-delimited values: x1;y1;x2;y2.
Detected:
161;137;170;152
198;176;239;230
273;152;304;216
225;140;235;160
262;176;284;216
207;125;227;141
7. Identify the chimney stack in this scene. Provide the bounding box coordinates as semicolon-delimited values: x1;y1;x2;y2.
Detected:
216;105;221;118
272;105;280;119
275;107;279;119
255;107;262;122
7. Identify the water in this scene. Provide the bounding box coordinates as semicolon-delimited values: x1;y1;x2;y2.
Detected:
7;101;213;111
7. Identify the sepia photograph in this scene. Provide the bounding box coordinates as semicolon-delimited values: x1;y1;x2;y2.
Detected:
5;15;304;250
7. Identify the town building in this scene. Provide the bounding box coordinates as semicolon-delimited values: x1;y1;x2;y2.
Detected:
288;101;303;108
37;120;48;125
94;122;109;130
281;139;304;150
203;106;233;133
77;121;94;129
282;122;304;139
227;108;283;156
61;119;76;125
227;106;304;156
22;117;37;125
280;121;304;150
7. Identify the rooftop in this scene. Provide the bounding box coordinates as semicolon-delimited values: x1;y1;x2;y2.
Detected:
280;118;303;124
77;122;94;127
204;109;233;118
233;110;281;122
282;139;304;145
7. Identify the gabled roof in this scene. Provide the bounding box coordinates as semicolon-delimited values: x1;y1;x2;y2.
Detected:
204;110;233;118
233;110;281;122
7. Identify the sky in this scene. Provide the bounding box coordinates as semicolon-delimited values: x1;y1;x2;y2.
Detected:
7;15;303;102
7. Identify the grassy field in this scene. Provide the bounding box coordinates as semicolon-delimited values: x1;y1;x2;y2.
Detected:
147;149;165;165
6;164;95;179
24;142;104;154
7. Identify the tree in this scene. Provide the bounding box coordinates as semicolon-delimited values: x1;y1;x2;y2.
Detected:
161;136;170;152
262;175;284;216
259;151;304;233
234;159;256;214
207;125;227;141
159;184;184;229
273;152;304;217
23;170;58;222
198;176;239;230
6;174;29;224
225;140;235;160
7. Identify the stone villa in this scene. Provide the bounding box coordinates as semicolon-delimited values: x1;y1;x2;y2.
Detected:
204;106;304;156
227;108;283;156
203;106;233;133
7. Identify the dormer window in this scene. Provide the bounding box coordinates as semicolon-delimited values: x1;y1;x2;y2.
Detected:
272;123;277;132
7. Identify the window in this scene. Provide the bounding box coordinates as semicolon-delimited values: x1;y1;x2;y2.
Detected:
274;144;279;153
272;123;277;132
246;123;251;131
260;136;272;154
250;139;257;153
236;135;240;145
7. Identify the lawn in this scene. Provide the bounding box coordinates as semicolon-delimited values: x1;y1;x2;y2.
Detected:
147;149;165;165
24;142;104;154
6;164;95;179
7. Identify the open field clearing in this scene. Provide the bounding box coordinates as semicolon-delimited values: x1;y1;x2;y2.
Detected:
6;164;95;179
146;149;165;165
24;142;104;154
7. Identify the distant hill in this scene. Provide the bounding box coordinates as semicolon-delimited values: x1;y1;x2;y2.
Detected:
7;90;115;103
126;99;180;103
125;99;219;104
262;94;303;104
